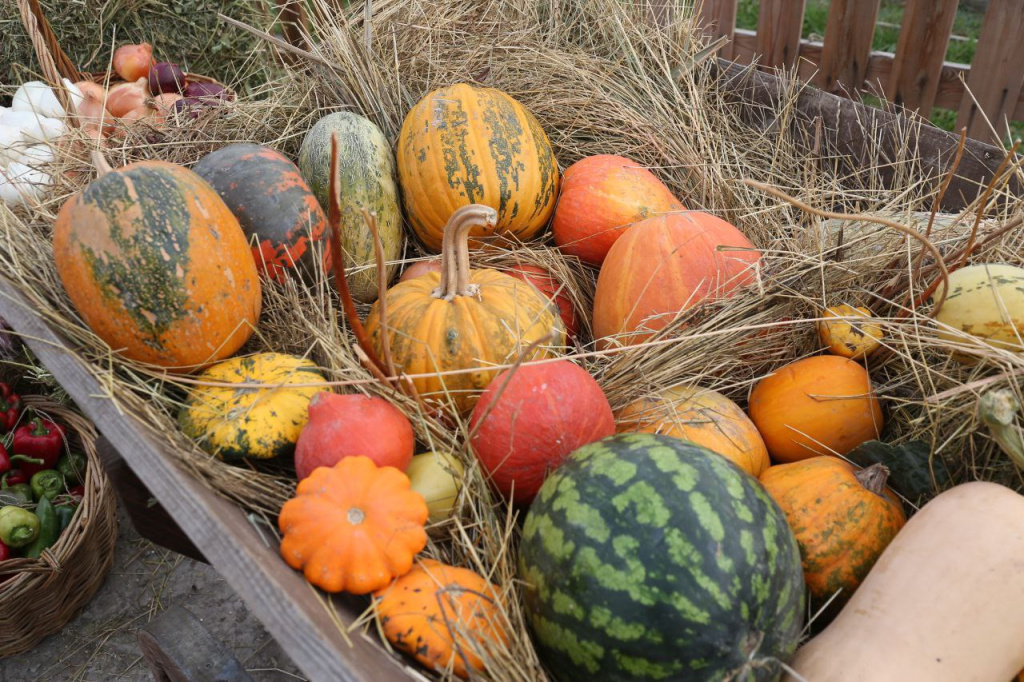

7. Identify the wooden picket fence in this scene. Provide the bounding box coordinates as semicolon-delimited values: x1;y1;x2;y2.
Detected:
692;0;1024;144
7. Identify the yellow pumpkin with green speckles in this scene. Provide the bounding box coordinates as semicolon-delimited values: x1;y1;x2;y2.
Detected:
397;83;560;252
365;205;564;415
178;353;325;460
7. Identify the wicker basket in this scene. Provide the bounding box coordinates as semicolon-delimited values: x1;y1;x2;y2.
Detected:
0;396;118;658
15;0;234;122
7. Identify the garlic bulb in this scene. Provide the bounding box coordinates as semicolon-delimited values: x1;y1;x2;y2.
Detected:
1;162;52;206
0;177;22;207
12;81;65;119
0;110;65;143
17;144;56;167
0;125;25;168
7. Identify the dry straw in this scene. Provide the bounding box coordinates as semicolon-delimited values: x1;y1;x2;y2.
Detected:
2;0;1023;677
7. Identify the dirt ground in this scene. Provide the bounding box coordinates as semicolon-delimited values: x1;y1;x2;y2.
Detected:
0;505;304;681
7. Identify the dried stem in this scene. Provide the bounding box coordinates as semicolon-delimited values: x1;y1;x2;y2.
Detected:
363;208;397;383
960;139;1021;269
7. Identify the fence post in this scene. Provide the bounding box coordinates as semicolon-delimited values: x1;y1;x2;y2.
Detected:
815;0;882;96
955;0;1024;145
887;0;959;116
696;0;739;60
755;0;807;69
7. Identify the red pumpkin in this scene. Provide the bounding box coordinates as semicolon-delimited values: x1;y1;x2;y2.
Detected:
294;392;414;479
399;258;442;283
507;264;581;339
552;155;683;266
469;360;614;505
592;212;761;348
192;144;330;283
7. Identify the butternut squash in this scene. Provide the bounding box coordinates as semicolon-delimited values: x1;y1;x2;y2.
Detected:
787;482;1024;682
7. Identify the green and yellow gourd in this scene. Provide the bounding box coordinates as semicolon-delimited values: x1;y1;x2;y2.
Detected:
298;112;403;302
179;353;325;460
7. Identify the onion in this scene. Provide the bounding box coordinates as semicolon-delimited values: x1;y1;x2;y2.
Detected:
61;78;85;111
107;77;149;118
112;43;154;82
11;81;65;118
173;96;204;119
183;81;228;103
150;93;183;124
148;62;186;95
73;81;114;136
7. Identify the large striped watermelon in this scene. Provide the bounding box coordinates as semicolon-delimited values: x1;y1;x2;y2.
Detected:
519;433;805;681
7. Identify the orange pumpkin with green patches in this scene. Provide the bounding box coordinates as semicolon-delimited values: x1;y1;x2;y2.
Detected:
52;158;261;371
760;457;906;602
397;83;560;252
192;144;330;282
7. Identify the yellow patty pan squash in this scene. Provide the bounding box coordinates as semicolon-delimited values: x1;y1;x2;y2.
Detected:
179;353;325;460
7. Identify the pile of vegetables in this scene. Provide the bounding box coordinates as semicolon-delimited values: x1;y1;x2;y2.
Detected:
1;41;229;209
0;383;84;572
39;77;1024;680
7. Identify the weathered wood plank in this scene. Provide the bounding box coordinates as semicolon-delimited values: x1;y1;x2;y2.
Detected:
715;59;1023;211
730;29;1024;117
887;0;959;115
0;279;415;682
815;0;882;96
756;0;807;70
696;0;739;60
955;0;1024;143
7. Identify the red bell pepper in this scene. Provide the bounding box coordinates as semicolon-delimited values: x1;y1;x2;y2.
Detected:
0;442;9;477
68;485;84;501
11;418;65;477
0;539;9;561
0;384;21;432
1;469;26;487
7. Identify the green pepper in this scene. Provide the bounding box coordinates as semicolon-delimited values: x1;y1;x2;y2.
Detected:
0;482;32;505
55;503;77;533
23;496;58;558
0;505;39;547
56;452;86;487
30;470;64;502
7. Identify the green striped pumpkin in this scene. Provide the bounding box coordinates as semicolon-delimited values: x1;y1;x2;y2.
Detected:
519;433;805;681
298;112;403;302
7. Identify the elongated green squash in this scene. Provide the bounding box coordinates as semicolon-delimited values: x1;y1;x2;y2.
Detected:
298;112;403;302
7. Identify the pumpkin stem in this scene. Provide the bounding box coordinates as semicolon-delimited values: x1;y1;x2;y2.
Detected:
978;388;1024;470
854;463;891;495
433;205;498;301
91;150;113;177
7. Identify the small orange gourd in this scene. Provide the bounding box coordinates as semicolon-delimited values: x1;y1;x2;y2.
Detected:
278;456;428;594
760;458;905;602
616;385;769;477
365;205;564;415
818;305;883;359
375;559;508;678
748;355;883;462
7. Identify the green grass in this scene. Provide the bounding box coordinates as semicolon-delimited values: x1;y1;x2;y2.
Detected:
735;0;1022;143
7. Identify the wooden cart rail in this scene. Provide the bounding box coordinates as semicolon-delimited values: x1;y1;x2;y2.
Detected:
694;0;1024;144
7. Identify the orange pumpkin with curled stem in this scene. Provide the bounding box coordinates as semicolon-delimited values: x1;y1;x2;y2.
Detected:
375;559;508;678
278;456;428;594
760;457;905;603
365;205;564;415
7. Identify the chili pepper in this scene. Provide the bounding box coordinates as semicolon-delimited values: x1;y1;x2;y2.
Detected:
11;417;66;477
30;470;64;502
0;505;39;548
0;483;32;505
23;496;58;558
56;503;76;533
1;469;26;487
56;452;86;487
0;384;21;432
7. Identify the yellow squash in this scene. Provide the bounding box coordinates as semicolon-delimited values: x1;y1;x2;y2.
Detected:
396;83;560;252
365;205;564;415
818;305;883;359
406;451;464;523
178;353;325;460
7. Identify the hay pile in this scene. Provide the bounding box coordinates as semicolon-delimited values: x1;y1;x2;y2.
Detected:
1;0;1022;677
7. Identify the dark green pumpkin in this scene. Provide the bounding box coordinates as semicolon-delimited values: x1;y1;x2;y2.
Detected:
519;433;805;681
192;144;330;282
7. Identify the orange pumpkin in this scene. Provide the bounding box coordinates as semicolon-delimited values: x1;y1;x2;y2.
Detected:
748;355;883;462
397;83;559;252
278;456;428;594
365;205;564;415
818;305;883;359
760;458;906;602
592;212;761;348
552;154;683;266
616;385;769;477
375;559;508;678
53;159;260;370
